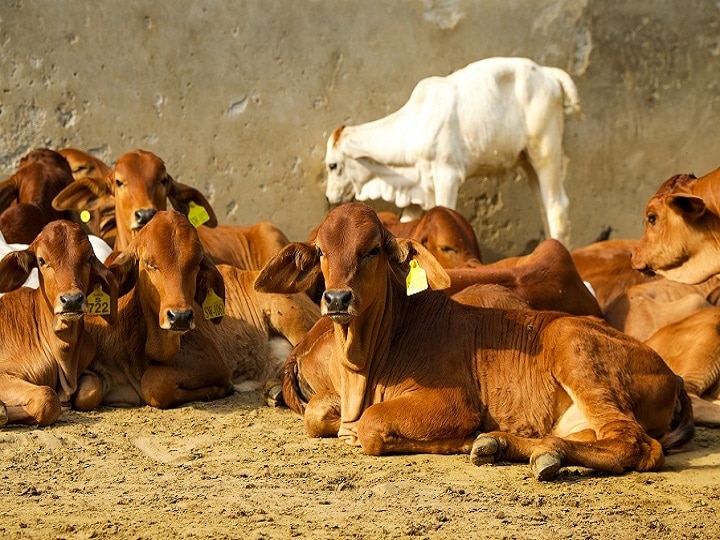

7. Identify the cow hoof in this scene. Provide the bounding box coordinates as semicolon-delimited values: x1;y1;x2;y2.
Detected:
0;401;7;427
470;435;503;466
262;379;284;408
531;451;562;481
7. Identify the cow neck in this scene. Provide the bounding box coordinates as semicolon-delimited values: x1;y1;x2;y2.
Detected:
128;284;182;363
334;265;401;435
34;290;95;404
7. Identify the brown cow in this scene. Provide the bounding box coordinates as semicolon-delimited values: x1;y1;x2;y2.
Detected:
0;148;74;243
73;210;319;410
377;206;483;267
0;220;117;425
632;170;720;284
52;149;289;269
255;202;693;480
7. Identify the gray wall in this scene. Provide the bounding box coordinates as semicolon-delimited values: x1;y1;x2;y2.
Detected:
1;0;719;260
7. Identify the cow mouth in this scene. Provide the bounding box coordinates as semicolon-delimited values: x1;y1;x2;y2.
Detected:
327;312;353;325
60;311;84;322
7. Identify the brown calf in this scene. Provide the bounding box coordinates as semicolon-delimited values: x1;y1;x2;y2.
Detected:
632;170;720;284
0;148;74;243
0;220;117;425
255;202;693;480
52;149;289;269
74;210;318;410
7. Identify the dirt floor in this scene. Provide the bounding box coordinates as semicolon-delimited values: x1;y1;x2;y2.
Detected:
0;390;718;540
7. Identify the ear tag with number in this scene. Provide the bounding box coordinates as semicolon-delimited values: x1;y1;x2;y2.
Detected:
406;259;428;296
202;288;225;319
87;284;111;316
187;201;210;228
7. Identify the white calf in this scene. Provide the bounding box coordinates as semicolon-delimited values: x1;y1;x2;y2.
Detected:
325;57;580;245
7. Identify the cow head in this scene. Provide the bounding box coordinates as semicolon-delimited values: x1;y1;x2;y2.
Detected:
632;171;720;284
108;210;225;340
411;206;483;268
52;149;218;250
255;203;450;324
325;126;372;205
0;220;118;327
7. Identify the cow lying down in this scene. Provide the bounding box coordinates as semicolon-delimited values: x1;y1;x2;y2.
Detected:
255;202;694;481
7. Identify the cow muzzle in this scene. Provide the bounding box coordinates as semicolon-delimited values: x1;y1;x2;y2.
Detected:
322;289;354;324
164;308;195;332
56;291;87;321
133;208;158;230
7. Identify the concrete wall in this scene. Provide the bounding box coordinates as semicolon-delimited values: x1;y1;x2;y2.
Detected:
1;0;719;260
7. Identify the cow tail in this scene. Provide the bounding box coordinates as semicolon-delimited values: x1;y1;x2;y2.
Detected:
546;67;581;116
281;353;309;416
659;376;695;453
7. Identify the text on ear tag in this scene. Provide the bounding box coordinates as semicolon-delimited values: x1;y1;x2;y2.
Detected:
87;284;111;316
202;288;225;319
406;260;429;296
187;201;210;228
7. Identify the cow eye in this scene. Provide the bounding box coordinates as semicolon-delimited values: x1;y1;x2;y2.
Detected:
647;214;657;225
440;246;458;254
364;247;380;259
115;177;124;188
160;176;169;186
327;163;338;171
316;247;324;258
37;256;47;267
143;258;157;271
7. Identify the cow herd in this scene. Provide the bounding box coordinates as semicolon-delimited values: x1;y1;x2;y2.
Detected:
0;144;719;482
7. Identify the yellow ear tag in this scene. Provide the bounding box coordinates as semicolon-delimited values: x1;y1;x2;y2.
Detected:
406;259;428;296
87;284;111;316
187;201;210;228
80;210;92;223
202;288;225;319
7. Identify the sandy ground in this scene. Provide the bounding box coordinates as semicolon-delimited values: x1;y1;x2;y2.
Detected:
0;390;719;540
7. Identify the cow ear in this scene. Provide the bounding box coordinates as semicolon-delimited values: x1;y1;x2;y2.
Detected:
670;193;706;221
0;176;18;213
167;176;219;228
254;243;321;294
107;251;139;297
52;177;111;212
89;256;119;324
195;253;225;325
0;250;36;292
393;237;451;291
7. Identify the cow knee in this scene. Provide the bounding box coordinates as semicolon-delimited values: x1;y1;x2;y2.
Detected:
357;410;388;456
73;373;104;412
31;387;62;426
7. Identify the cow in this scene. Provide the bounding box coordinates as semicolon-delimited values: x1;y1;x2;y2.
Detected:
73;210;319;411
57;147;117;245
324;57;580;245
632;170;720;284
254;202;693;480
52;149;290;270
377;206;483;268
0;220;117;426
0;148;75;243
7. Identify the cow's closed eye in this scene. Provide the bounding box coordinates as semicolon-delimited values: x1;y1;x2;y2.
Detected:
143;258;158;271
363;247;380;260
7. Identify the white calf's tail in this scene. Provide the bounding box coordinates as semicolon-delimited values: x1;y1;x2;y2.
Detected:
546;67;581;116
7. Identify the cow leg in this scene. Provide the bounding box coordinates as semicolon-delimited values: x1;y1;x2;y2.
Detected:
140;357;233;409
73;371;104;412
0;375;62;426
304;390;341;437
431;166;461;210
355;395;478;455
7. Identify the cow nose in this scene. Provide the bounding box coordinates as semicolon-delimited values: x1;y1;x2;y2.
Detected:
323;290;352;312
135;208;157;226
167;309;194;330
60;292;85;311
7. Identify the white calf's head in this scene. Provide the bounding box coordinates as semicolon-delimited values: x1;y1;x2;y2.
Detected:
325;126;366;205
